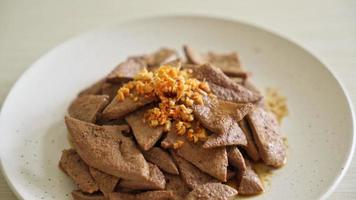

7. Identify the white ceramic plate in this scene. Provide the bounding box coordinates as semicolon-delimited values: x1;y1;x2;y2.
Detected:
0;15;354;200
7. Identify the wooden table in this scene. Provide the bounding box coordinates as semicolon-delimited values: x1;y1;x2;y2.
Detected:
1;0;355;199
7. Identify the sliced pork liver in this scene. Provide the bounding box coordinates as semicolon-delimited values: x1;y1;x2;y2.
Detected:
238;119;260;161
68;95;110;123
59;149;98;193
208;83;258;104
146;48;178;69
192;96;251;147
171;152;218;189
165;173;191;198
207;52;247;78
109;190;179;200
183;46;246;78
164;59;182;68
143;147;179;174
238;160;264;195
246;107;286;168
190;64;261;103
101;94;156;120
125;107;164;151
185;183;238;200
101;83;123;101
203;126;247;148
118;163;166;190
183;45;205;65
161;128;228;182
89;167;119;194
71;190;106;200
106;58;147;83
65;116;149;181
227;147;246;172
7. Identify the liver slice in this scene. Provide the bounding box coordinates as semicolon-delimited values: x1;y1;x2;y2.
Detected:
161;128;228;182
183;45;247;78
59;149;98;193
190;64;261;103
183;45;206;65
143;147;179;175
71;190;106;200
238;119;260;161
171;152;218;189
125;107;164;151
208;83;258;104
247;107;286;168
163;59;182;68
206;52;247;78
203;125;246;148
89;167;119;194
146;48;178;69
227;147;246;172
192;96;251;147
238;161;264;195
118;163;166;190
65;116;150;181
185;183;238;200
106;58;147;83
108;190;179;200
101;83;123;101
101;94;156;120
68;95;110;123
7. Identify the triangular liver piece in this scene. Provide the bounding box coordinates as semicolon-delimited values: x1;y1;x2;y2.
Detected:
65;116;149;181
146;48;178;69
238;160;264;195
59;149;98;193
101;94;156;120
190;64;261;103
118;163;166;190
68;95;109;123
186;183;238;200
89;167;119;194
246;107;286;168
125;107;164;151
238;119;260;161
227;146;246;172
161;127;228;182
143;147;179;174
203;125;247;148
171;152;218;189
192;96;251;147
183;45;246;78
106;58;147;83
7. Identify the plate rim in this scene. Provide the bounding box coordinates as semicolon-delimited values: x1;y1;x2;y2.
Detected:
0;14;354;200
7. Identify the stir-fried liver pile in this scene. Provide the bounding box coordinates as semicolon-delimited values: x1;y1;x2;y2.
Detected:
59;46;287;200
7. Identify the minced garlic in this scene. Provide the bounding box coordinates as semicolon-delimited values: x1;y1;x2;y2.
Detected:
173;140;185;149
116;64;212;143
